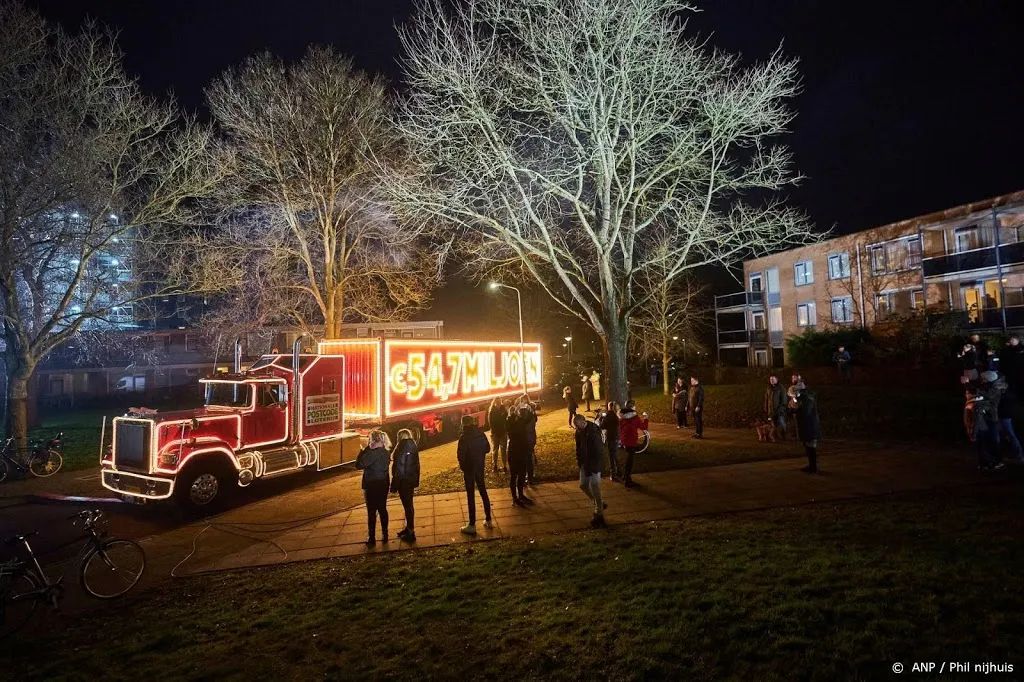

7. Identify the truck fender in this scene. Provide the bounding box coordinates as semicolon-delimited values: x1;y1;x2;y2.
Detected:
174;445;240;473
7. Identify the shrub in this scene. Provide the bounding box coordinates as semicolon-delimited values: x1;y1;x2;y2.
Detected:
786;327;871;367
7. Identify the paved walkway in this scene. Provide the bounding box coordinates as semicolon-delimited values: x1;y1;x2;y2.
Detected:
174;441;995;576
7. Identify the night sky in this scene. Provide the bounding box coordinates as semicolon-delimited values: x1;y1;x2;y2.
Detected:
23;0;1024;340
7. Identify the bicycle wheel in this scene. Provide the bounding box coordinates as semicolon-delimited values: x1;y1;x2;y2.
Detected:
80;539;146;599
636;430;651;454
1;570;40;638
0;457;9;483
29;449;63;478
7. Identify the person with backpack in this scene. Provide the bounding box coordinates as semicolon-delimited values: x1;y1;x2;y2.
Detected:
356;430;391;546
390;428;421;542
456;415;493;535
619;401;649;488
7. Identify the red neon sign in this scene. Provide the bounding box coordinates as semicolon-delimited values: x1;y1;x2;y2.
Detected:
384;341;542;417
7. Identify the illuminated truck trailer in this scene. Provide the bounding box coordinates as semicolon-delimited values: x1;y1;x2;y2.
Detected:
316;339;543;441
100;338;541;510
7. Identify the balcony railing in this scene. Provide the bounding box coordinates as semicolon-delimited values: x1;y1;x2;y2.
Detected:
922;242;1024;278
718;329;768;345
958;305;1024;331
715;291;764;309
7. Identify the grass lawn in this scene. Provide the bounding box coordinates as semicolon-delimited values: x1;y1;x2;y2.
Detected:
27;409;115;472
630;384;965;443
417;429;810;496
6;479;1024;681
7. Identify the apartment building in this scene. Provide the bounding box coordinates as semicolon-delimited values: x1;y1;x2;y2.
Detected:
715;190;1024;367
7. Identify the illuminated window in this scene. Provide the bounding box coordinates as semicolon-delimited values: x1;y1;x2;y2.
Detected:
831;297;854;324
794;261;813;286
828;253;850;279
797;302;816;327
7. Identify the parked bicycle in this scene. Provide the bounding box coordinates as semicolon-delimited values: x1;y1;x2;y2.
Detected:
1;509;146;638
592;409;651;454
0;432;64;483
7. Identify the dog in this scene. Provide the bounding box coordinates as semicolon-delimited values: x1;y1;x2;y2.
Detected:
753;418;776;442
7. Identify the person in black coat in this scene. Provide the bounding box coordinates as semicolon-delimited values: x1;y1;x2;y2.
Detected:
356;430;391;546
574;414;607;528
793;386;821;473
456;416;492;534
488;397;508;473
671;378;689;429
688;376;705;439
563;386;578;427
506;406;533;505
764;375;787;441
390;429;421;542
999;336;1024;394
600;401;621;481
520;399;539;486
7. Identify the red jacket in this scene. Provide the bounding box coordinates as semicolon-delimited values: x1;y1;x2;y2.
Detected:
619;411;648;447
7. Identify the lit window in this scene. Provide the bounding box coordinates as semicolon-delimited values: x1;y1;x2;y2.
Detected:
828;253;850;280
797;302;816;327
911;289;924;309
869;246;886;274
831;297;855;324
794;261;813;286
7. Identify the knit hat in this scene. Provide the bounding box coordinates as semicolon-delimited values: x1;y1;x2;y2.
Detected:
981;370;999;383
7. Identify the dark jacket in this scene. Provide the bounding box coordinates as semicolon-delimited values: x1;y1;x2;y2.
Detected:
390;438;420;489
457;425;490;475
688;383;704;411
356;445;390;490
575;421;604;475
566;393;579;411
794;393;821;443
960;346;979;371
976;380;1003;422
488;404;507;436
600;409;620;444
764;382;786;418
671;385;688;413
521;407;538;449
1000;345;1024;391
506;411;531;472
983;353;1000;373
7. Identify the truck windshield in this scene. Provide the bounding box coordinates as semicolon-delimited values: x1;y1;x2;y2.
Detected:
205;383;252;408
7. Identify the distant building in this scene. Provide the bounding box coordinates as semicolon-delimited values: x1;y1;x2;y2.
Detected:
715;190;1024;367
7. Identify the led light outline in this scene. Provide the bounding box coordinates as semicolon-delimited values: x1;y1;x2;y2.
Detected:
317;340;382;422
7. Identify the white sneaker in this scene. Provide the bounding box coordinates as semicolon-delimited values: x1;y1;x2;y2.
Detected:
483;520;493;529
460;524;477;536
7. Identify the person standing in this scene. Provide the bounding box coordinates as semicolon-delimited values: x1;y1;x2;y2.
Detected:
994;373;1024;462
671;377;689;429
764;375;787;441
834;346;852;384
1000;336;1024;394
456;416;493;535
574;414;607;528
590;370;602;401
581;374;593;412
649;364;658;389
564;385;578;428
390;429;421;542
688;376;705;439
959;342;980;382
506;406;533;505
521;399;539;486
793;385;821;473
972;371;1005;471
601;401;621;481
488;397;509;473
619;401;649;488
356;430;391;546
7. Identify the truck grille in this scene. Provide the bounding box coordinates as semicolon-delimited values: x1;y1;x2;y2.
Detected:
114;421;152;473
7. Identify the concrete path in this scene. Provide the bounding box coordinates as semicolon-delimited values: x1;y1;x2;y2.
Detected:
174;440;996;576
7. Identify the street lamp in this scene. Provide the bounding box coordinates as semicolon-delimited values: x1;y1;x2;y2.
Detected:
564;335;573;361
488;281;528;393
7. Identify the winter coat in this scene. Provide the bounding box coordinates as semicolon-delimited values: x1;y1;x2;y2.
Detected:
793;393;821;444
566;393;579;411
764;383;786;418
488;404;507;436
960;346;979;371
601;409;620;444
457;425;490;475
506;412;532;473
581;381;593;400
688;384;704;412
575;421;604;475
998;376;1019;421
619;410;648;448
356;445;390;490
521;407;538;449
390;438;420;489
671;385;688;413
1000;346;1024;391
976;382;1002;423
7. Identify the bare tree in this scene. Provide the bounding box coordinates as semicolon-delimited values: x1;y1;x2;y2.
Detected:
189;48;443;340
0;3;215;448
390;0;816;404
630;262;708;395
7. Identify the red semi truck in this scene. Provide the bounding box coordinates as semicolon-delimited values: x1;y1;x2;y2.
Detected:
101;338;542;509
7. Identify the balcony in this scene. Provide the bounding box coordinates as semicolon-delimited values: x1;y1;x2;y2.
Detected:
715;291;764;311
958;305;1024;331
922;242;1024;278
718;329;769;346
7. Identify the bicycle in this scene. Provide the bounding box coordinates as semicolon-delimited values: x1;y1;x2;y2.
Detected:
1;510;146;638
0;432;64;483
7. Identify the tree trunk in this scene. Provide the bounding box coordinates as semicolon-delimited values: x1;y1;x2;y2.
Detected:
602;318;629;407
8;374;30;455
661;333;670;395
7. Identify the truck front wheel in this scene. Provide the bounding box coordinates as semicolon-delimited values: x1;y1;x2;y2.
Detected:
174;462;233;512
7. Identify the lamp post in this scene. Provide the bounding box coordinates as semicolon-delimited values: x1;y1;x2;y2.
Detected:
564;335;573;361
489;282;528;393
